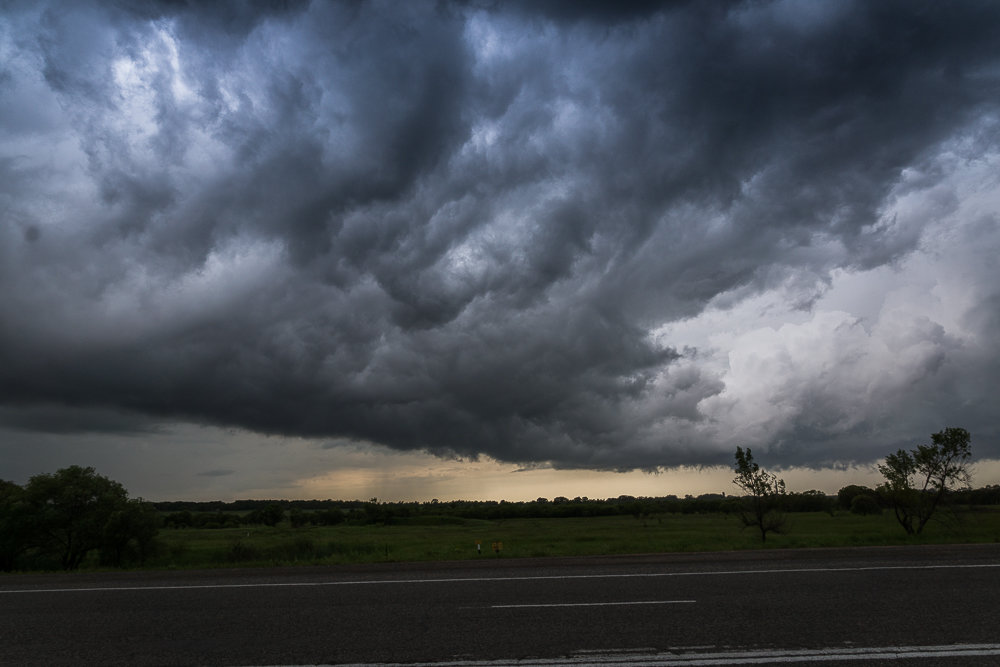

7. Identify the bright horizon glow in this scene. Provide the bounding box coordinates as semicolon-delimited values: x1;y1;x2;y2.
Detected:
4;423;996;504
174;448;1000;504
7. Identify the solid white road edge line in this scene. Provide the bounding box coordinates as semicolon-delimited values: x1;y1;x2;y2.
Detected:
314;643;1000;667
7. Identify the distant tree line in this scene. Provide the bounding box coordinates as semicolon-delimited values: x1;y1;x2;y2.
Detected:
1;466;159;571
152;491;853;529
155;489;995;534
151;428;987;535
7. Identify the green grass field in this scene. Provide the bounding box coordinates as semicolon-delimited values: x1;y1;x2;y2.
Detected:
147;508;1000;570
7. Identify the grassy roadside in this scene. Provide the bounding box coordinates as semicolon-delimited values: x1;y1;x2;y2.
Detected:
145;508;1000;570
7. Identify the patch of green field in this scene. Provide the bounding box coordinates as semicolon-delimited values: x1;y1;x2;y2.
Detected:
147;508;1000;570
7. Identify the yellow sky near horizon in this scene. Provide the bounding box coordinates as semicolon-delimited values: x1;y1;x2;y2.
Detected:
15;424;994;504
284;450;1000;504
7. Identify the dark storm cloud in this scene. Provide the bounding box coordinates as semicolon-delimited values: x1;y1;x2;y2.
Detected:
0;404;162;435
197;469;235;478
2;0;999;471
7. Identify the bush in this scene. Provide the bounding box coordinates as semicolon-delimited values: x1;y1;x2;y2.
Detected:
276;536;319;561
838;485;876;511
225;540;262;563
850;494;881;516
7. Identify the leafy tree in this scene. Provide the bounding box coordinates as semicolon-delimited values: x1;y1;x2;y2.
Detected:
849;494;881;515
317;508;345;525
261;503;285;526
23;466;142;569
0;480;30;571
289;508;307;528
246;503;285;526
99;499;161;567
963;484;1000;505
877;427;972;535
164;510;194;528
837;484;876;511
785;489;835;513
732;446;786;542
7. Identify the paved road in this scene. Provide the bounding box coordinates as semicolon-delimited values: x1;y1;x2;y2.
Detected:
2;544;999;666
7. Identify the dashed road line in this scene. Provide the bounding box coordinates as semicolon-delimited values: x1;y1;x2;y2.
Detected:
489;600;696;609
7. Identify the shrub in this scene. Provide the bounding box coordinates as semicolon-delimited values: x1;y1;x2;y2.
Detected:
838;485;876;511
850;494;881;516
225;540;262;563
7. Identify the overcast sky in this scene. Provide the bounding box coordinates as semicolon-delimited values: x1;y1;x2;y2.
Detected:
2;0;999;501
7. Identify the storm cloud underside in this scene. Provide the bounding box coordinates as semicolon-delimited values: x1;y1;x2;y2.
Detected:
2;0;999;477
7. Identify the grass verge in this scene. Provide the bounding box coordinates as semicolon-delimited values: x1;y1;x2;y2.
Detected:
147;508;1000;570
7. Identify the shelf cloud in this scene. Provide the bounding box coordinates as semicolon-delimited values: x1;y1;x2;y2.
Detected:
2;0;999;485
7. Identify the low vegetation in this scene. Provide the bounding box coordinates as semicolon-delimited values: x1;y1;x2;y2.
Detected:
144;506;1000;570
3;427;997;572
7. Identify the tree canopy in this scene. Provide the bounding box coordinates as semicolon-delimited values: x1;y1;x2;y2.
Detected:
878;427;972;535
732;446;786;542
1;466;159;571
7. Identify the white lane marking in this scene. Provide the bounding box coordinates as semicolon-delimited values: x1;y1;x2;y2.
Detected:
321;643;1000;666
2;562;998;594
490;600;696;609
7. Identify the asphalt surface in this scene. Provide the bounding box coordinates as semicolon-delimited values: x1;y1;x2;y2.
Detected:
2;543;999;666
